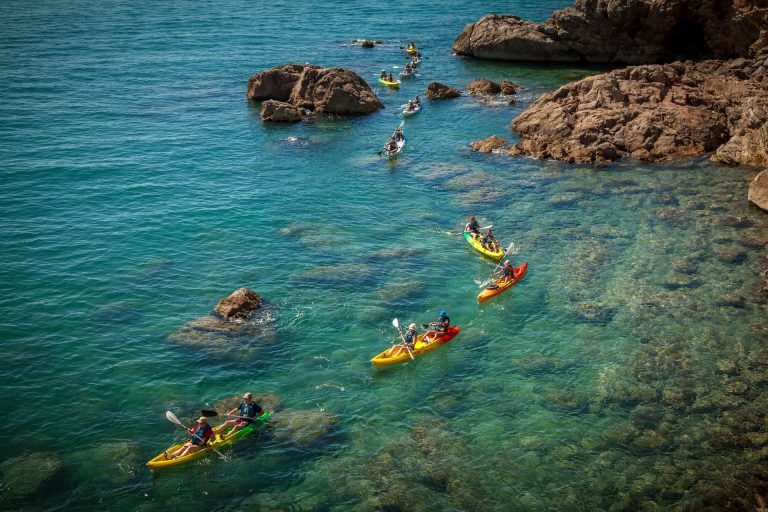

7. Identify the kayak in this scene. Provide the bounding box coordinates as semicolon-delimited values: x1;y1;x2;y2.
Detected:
371;326;461;367
402;104;421;116
400;70;414;79
146;411;270;469
378;77;400;88
385;136;406;157
406;45;418;55
464;231;504;260
477;263;528;303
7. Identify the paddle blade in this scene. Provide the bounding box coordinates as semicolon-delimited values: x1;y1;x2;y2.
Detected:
201;409;218;417
480;224;493;230
165;410;184;427
392;318;399;329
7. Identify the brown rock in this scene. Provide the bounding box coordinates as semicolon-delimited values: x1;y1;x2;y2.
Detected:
715;247;748;264
260;100;301;122
453;2;767;65
214;288;262;321
246;64;383;117
470;135;508;153
425;82;461;100
508;60;768;165
467;78;501;96
749;170;768;212
499;80;521;95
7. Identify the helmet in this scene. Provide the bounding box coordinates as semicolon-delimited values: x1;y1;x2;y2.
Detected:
439;310;446;315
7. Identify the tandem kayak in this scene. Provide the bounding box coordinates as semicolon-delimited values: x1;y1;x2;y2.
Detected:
370;326;461;367
464;231;504;260
477;263;528;303
385;136;406;157
378;77;400;88
147;411;270;469
402;104;421;116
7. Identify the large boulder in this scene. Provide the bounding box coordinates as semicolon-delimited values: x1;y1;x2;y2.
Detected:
467;78;501;95
749;170;768;212
507;59;768;165
453;1;768;64
247;64;383;120
425;82;461;100
215;287;262;321
259;100;302;122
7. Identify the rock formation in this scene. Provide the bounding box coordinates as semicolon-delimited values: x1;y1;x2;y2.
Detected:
749;170;768;211
470;135;509;153
453;1;768;64
214;287;262;321
507;59;768;166
425;82;461;100
247;64;383;120
259;100;302;122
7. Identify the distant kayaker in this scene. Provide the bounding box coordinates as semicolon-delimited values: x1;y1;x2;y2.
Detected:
481;228;499;252
165;416;214;460
465;215;481;238
414;95;421;105
428;310;450;335
380;70;387;79
405;100;415;112
393;128;404;141
387;72;394;82
213;392;263;438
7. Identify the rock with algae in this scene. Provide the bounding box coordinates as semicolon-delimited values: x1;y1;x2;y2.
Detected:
0;452;62;502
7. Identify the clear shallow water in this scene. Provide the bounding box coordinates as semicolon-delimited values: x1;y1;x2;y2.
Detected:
1;1;767;510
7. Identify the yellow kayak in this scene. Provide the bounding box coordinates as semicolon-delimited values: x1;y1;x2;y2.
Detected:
406;45;418;55
464;231;503;260
378;77;400;88
371;326;461;367
147;412;270;469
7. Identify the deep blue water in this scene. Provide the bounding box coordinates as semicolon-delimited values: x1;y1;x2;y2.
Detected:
1;1;767;511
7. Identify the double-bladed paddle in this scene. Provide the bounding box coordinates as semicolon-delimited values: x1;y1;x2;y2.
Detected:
392;318;415;360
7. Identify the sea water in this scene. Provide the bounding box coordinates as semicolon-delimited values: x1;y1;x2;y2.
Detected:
1;1;766;510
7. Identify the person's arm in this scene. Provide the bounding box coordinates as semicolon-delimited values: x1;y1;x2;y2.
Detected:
227;407;239;416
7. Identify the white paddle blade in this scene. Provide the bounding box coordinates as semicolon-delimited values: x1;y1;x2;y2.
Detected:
165;411;183;427
480;224;492;230
392;318;399;328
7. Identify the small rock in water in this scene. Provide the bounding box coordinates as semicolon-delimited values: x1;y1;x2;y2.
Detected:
719;215;755;228
215;288;262;321
717;294;747;308
715;247;748;264
470;135;508;153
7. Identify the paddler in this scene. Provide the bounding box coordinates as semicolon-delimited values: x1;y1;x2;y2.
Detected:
492;260;515;282
213;392;263;438
393;323;419;356
380;69;387;79
414;95;421;105
481;228;499;252
387;72;394;82
393;127;404;141
465;215;481;238
165;416;214;460
428;310;450;335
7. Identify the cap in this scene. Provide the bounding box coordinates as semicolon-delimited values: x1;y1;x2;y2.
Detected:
439;310;446;315
243;392;253;399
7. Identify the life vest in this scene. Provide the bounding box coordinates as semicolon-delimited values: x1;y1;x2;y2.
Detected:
502;265;513;276
191;424;212;446
469;221;480;232
240;400;259;418
405;330;416;343
437;315;449;331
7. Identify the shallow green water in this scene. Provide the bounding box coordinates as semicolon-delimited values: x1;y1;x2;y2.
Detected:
2;0;768;510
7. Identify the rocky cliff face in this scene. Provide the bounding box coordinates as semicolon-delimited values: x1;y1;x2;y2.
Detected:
508;58;768;167
454;1;768;65
247;64;383;120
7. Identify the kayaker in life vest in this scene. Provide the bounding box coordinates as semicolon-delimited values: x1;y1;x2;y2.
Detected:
481;229;500;252
405;100;415;112
387;72;394;82
492;260;515;282
414;95;421;105
393;128;404;141
214;392;264;438
393;323;419;356
165;416;214;460
380;70;387;79
465;215;481;238
428;310;450;335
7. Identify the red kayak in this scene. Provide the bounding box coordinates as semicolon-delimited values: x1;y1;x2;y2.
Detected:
477;263;528;303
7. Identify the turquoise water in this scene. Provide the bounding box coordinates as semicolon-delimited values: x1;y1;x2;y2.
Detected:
2;1;768;510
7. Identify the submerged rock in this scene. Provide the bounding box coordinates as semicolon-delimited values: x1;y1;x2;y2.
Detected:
425;82;461;100
715;247;748;264
271;410;338;445
68;442;139;485
247;64;383;120
719;215;755;228
749;169;768;212
0;452;62;500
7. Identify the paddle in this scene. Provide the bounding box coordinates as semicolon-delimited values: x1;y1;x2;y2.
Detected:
164;411;226;460
479;242;517;289
392;318;415;360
